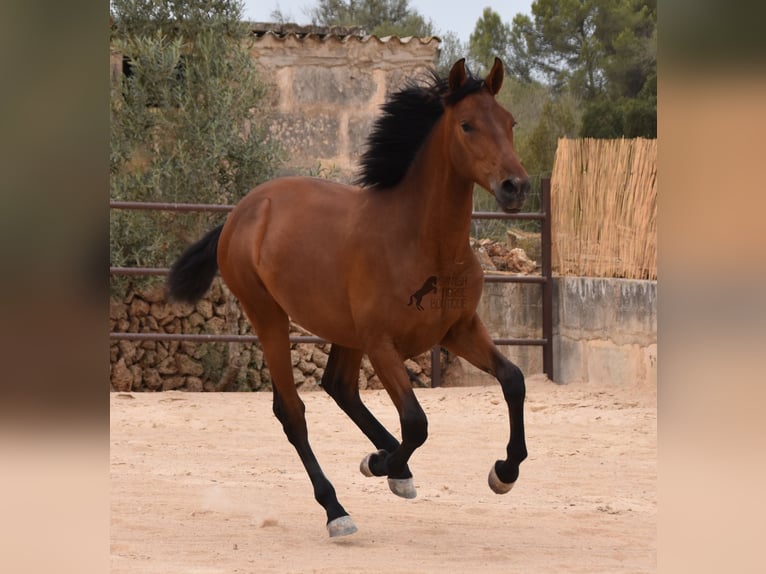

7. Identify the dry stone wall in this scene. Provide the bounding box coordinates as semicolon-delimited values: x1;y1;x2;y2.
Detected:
109;238;538;392
109;280;442;393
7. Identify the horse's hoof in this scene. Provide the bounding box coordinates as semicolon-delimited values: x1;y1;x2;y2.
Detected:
488;464;515;494
360;449;386;477
327;515;358;538
388;477;417;499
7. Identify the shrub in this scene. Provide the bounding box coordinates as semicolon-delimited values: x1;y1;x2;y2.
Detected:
110;0;283;290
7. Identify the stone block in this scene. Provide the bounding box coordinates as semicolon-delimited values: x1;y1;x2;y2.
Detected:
347;115;374;159
111;358;133;392
176;354;204;377
162;376;185;391
500;345;542;377
585;340;641;385
186;377;204;392
556;277;657;347
292;66;376;105
478;282;542;339
558;277;611;338
641;343;657;386
554;336;587;384
269;112;340;162
143;368;162;390
506;228;542;262
611;280;657;345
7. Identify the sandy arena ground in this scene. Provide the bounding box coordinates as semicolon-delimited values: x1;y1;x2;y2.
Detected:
110;375;656;573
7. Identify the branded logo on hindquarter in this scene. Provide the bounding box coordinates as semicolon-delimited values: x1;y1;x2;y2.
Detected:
407;275;467;311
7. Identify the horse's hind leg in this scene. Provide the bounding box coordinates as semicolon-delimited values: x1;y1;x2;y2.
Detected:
320;345;414;484
441;314;527;493
239;300;356;537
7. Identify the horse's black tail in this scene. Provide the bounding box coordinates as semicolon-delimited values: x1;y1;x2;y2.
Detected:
167;224;224;304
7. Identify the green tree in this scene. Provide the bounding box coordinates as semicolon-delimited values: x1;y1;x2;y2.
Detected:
505;14;534;82
435;31;466;76
585;0;656;137
467;8;511;74
470;75;579;237
511;0;604;98
507;0;656;138
309;0;434;37
506;85;580;177
110;0;282;275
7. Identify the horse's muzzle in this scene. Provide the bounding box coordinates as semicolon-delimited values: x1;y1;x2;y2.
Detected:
495;177;530;213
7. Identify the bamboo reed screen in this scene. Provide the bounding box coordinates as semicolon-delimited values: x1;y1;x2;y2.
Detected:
551;138;657;280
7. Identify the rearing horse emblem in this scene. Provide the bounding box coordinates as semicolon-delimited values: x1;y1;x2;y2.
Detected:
408;276;437;310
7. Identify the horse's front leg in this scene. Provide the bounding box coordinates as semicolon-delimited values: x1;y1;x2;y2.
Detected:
441;314;528;493
359;343;428;499
320;344;414;482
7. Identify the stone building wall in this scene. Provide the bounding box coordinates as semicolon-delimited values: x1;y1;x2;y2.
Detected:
247;24;441;181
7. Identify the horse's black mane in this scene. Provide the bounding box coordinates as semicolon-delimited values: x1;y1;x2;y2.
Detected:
354;66;486;190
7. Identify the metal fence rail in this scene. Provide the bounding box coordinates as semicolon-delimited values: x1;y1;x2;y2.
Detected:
110;178;553;384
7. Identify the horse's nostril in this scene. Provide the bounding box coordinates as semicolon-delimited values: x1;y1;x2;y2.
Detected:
501;179;517;194
501;177;530;196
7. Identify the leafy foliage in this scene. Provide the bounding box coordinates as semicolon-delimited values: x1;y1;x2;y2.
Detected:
110;0;283;279
434;31;466;76
467;8;511;74
308;0;434;37
506;0;656;140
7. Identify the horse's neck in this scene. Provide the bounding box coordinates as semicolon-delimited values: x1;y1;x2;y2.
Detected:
399;129;475;266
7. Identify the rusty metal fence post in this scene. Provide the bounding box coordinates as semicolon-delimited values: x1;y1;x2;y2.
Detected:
540;177;554;381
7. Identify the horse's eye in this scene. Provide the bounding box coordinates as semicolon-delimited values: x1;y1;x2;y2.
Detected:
461;122;474;133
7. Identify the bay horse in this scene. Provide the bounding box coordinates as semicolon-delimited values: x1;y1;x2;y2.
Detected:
168;58;530;537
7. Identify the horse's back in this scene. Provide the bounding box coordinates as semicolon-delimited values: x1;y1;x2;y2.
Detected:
218;176;364;343
232;176;360;220
226;176;362;262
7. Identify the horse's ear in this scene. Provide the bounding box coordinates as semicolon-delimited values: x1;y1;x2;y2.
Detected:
448;58;467;91
485;57;504;95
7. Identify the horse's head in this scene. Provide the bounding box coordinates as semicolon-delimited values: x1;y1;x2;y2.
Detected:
445;58;530;213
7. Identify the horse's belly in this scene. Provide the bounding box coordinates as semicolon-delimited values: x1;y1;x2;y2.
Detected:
386;304;471;359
